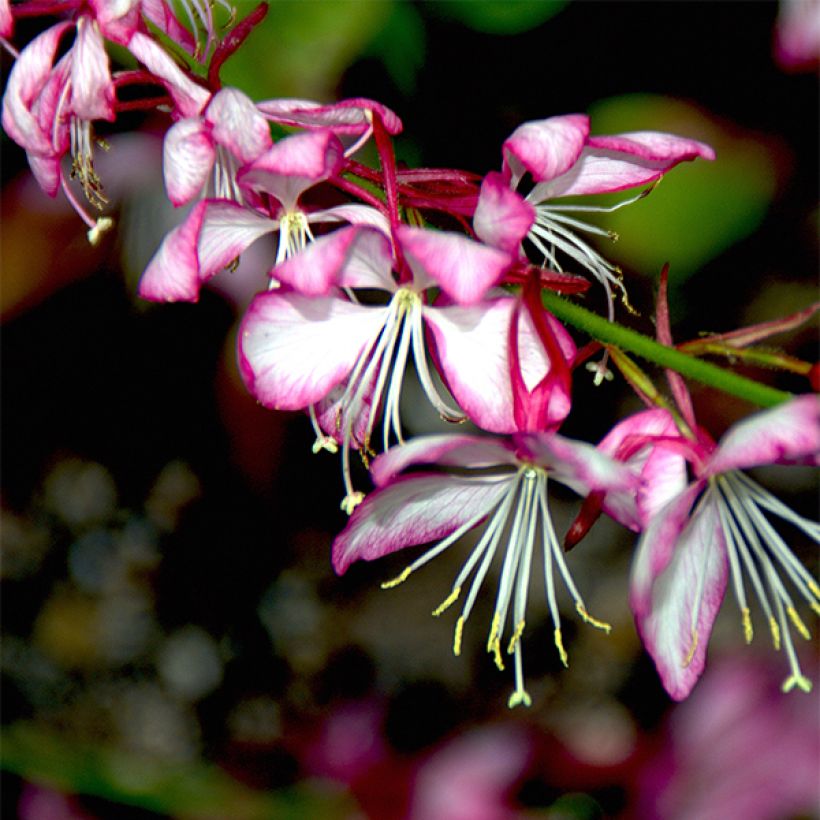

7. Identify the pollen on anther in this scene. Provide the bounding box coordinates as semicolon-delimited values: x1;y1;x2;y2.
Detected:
741;607;754;644
782;673;813;694
576;602;612;634
682;629;698;668
769;616;782;650
381;566;412;590
553;628;569;668
787;606;812;641
432;586;461;617
506;620;525;655
453;617;464;656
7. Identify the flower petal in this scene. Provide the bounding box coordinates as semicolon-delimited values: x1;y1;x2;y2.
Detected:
71;16;115;121
398;226;511;305
138;201;207;302
162;118;215;206
332;473;509;574
238;291;388;410
632;491;728;701
236;129;343;211
706;394;820;475
473;171;535;254
205;88;272;165
257;97;403;135
369;434;517;487
502;114;589;186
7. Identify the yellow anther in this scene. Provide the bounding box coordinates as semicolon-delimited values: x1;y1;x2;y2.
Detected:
87;216;113;246
489;638;504;671
507;688;532;709
782;673;813;694
453;617;464;656
787;607;812;641
486;612;501;651
312;435;338;454
340;491;364;515
811;601;820;617
769;616;782;651
809;580;820;600
576;603;612;634
741;607;754;644
432;587;461;617
380;567;412;590
506;620;526;655
553;628;569;668
682;629;698;668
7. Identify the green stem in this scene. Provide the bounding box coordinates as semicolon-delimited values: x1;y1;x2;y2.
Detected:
540;291;793;408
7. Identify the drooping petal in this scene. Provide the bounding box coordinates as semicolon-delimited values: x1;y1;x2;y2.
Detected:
238;291;389;410
369;434;518;487
530;132;715;200
1;22;72;156
205;88;272;165
332;473;509;574
196;200;277;279
706;394;820;475
162;117;215;206
139;0;197;54
597;408;689;530
473;171;535;254
236;129;344;212
257;97;403;135
309;203;391;234
632;492;728;701
502;114;589;186
126;32;210;117
398;226;511;305
71;16;115;121
272;226;393;295
138;200;207;302
424;297;563;433
89;0;141;43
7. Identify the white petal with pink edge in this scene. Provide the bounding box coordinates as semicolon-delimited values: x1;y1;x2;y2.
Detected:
332;473;509;573
398;226;511;305
706;395;820;475
633;490;728;701
238;292;389;410
205;88;272;165
71;16;115;121
502;114;589;186
257;97;403;135
163;118;215;206
473;172;535;254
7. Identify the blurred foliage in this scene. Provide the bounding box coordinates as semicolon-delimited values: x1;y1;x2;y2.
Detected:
1;723;352;819
427;0;569;34
585;94;780;286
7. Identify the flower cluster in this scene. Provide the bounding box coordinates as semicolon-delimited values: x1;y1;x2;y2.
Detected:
2;1;817;707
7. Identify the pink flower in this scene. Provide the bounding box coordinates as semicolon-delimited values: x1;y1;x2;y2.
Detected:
238;224;576;511
474;114;715;312
774;0;820;71
604;395;820;700
331;432;638;706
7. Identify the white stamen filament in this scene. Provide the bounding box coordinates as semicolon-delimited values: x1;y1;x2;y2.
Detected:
381;465;610;708
212;145;243;203
715;472;820;693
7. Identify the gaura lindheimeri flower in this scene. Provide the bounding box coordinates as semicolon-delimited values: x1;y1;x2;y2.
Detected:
332;432;639;706
474;115;715;314
602;395;820;700
139;128;388;302
239;224;576;512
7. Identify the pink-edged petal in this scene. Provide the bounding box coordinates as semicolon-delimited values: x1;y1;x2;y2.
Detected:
236;129;343;211
530;133;714;200
313;378;374;449
138;200;207;302
126;32;210;117
518;432;641;497
369;434;517;487
706;394;820;475
332;473;510;574
502;114;589;186
89;0;141;43
0;0;12;38
28;153;61;196
197;200;277;278
1;22;72;155
139;0;197;54
598;408;689;530
71;16;115;121
257;97;403;135
632;492;728;701
271;225;392;296
309;203;391;234
398;226;512;305
162;117;215;206
425;298;564;433
629;482;704;616
238;291;388;410
473;171;535;254
205;88;272;165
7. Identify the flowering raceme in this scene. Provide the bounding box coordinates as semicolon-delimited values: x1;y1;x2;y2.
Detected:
2;0;817;711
